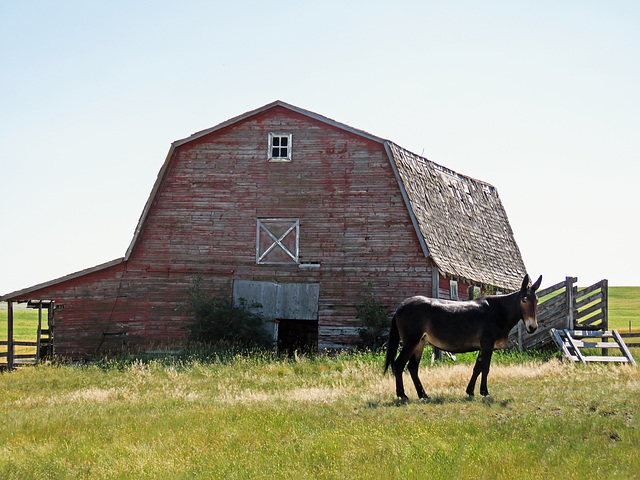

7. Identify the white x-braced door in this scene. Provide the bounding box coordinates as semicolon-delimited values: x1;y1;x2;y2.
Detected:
256;218;299;264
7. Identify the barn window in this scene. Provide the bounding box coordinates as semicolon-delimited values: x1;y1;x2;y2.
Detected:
449;280;459;300
468;285;481;299
256;218;299;264
268;133;292;162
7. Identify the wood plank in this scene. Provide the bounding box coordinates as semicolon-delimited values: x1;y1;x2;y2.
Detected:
538;293;567;314
571;340;619;349
612;329;637;367
550;329;576;363
575;302;604;321
574;291;603;310
571;330;615;338
564;332;587;363
7;301;13;370
573;280;606;300
582;356;630;363
536;280;567;300
576;311;605;327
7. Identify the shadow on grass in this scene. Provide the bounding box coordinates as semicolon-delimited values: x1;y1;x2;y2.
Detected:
364;395;514;409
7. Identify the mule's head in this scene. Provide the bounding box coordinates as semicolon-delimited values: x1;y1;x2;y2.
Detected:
519;274;542;334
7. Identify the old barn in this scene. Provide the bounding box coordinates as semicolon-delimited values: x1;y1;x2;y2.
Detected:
1;101;527;359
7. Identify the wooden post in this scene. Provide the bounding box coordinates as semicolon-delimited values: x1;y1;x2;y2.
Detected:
36;303;43;364
517;322;523;352
602;280;609;357
48;303;54;358
565;277;575;330
431;268;443;362
7;301;14;370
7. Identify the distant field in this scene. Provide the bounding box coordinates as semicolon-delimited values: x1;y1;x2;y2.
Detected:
609;287;640;332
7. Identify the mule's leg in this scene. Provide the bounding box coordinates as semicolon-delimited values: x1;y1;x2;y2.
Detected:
466;353;483;396
392;344;417;400
407;343;429;399
466;343;494;397
479;347;494;397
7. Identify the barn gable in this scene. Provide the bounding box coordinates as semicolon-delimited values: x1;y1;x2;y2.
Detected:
123;100;525;289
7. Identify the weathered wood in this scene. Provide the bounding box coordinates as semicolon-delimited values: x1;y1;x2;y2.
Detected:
536;278;570;300
550;328;576;362
565;277;575;329
573;291;603;311
574;280;606;300
612;329;637;367
7;301;13;370
575;302;605;322
577;311;605;327
550;329;636;365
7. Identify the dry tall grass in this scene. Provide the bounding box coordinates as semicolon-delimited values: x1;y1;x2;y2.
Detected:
0;352;638;479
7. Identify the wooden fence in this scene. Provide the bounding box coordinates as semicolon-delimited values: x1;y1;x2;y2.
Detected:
1;300;52;370
506;277;608;351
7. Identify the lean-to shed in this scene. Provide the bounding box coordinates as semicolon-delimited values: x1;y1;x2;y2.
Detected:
1;101;527;358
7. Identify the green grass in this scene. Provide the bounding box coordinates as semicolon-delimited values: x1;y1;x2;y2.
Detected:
0;352;638;479
0;289;639;478
609;287;640;332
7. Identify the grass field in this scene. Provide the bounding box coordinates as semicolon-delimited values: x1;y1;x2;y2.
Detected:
0;288;638;478
0;352;638;479
609;287;640;331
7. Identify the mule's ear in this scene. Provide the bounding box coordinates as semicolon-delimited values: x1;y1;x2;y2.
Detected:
521;274;530;292
532;275;542;291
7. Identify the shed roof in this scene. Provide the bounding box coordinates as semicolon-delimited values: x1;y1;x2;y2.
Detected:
386;143;526;290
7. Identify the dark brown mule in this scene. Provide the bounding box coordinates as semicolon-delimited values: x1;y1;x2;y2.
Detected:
385;274;542;400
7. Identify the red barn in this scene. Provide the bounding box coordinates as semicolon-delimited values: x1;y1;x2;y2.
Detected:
1;101;527;359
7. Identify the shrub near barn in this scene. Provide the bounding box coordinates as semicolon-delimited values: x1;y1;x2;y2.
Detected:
188;280;272;350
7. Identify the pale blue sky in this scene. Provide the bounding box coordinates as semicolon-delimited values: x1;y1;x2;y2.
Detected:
1;0;639;294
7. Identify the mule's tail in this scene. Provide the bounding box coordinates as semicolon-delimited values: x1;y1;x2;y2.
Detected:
384;314;399;374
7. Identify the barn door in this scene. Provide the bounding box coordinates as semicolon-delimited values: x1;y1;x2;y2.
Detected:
277;319;318;356
232;280;319;353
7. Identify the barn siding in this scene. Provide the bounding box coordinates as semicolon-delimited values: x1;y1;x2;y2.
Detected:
9;106;435;358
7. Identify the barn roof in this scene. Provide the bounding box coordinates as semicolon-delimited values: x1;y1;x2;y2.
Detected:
2;101;526;300
386;143;526;290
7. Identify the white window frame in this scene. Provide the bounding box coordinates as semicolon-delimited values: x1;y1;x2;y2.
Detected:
268;133;292;162
256;218;299;264
449;280;459;301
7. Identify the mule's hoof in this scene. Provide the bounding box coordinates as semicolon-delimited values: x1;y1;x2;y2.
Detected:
419;393;430;400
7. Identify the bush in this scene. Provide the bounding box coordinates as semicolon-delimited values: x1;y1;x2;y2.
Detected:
188;280;273;350
356;298;390;351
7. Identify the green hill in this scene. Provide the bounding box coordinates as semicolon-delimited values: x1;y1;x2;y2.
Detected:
609;286;640;332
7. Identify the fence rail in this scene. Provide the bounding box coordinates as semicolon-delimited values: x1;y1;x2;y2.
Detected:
507;277;608;351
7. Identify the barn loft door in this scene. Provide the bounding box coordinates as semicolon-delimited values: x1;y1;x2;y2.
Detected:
232;280;319;353
256;219;299;264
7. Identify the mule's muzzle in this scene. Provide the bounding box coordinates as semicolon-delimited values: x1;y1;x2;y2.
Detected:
526;324;538;334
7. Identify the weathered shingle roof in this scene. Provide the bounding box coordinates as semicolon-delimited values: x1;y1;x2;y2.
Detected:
386;142;526;290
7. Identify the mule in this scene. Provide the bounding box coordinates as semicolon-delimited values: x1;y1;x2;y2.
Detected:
384;274;542;400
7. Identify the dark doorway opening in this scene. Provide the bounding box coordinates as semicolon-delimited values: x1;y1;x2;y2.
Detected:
277;319;318;356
